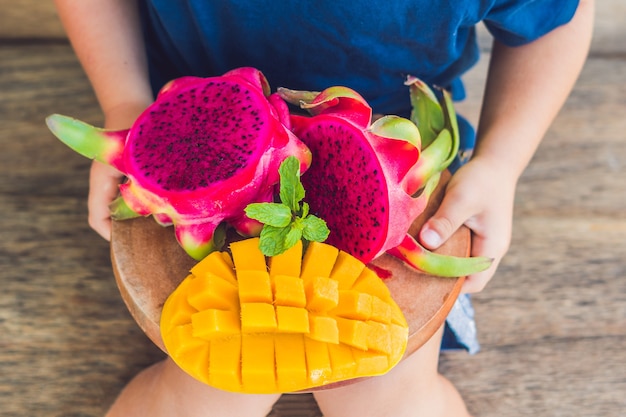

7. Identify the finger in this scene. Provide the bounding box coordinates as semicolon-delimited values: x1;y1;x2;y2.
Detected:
88;161;124;241
461;258;499;294
88;200;113;241
419;190;474;250
461;222;511;293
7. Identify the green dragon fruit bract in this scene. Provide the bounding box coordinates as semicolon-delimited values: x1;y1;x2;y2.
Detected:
46;67;312;260
278;80;492;277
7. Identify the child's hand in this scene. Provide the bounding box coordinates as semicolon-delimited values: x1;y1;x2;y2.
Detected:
418;156;517;293
87;103;150;240
88;160;124;240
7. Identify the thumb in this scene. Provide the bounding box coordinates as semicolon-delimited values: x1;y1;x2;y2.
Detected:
419;192;471;250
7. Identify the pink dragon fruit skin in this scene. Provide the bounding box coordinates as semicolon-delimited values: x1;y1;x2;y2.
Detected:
278;83;491;277
46;67;312;260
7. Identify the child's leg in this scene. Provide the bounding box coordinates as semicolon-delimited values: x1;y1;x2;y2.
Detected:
312;325;471;417
105;357;281;417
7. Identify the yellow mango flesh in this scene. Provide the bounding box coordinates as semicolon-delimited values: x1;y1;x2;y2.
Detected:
160;239;408;394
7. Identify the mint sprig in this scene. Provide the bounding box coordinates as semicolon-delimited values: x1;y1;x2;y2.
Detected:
245;156;330;256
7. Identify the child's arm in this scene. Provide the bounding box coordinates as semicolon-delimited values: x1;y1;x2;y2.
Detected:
54;0;154;239
419;0;595;293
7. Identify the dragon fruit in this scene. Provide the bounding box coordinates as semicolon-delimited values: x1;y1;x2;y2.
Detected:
278;80;491;277
46;67;312;260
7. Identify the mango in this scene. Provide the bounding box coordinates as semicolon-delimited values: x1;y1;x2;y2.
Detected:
269;240;303;277
160;239;408;394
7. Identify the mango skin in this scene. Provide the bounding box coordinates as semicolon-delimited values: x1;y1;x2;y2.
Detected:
160;239;408;394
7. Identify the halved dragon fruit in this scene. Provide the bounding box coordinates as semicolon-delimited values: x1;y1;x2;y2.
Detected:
278;80;491;277
46;67;312;260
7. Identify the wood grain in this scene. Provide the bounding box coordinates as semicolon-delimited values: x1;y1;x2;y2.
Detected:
0;0;65;39
2;7;626;413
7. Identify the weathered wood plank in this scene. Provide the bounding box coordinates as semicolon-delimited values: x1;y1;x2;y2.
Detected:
0;0;65;39
473;216;626;347
442;336;626;417
0;45;102;198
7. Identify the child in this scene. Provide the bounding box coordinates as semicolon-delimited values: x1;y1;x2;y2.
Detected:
53;1;594;416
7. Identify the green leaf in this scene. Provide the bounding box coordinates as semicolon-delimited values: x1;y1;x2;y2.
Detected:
258;225;290;256
301;215;330;242
245;203;292;227
284;225;304;251
258;224;303;257
301;201;310;218
245;156;329;257
279;156;305;212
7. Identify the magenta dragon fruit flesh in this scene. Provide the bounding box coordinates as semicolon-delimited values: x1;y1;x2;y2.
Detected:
46;67;312;260
278;80;492;277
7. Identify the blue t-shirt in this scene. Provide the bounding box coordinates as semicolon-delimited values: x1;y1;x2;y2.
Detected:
138;0;579;353
139;0;578;117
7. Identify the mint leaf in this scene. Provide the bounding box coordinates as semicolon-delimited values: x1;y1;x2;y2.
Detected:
258;225;290;256
300;201;310;218
301;215;330;242
279;156;305;212
245;203;292;227
245;156;328;257
284;224;304;251
258;224;303;256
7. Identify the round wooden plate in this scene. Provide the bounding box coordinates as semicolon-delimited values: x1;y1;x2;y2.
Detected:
110;171;468;361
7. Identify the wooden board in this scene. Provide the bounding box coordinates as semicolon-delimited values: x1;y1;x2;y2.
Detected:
110;171;470;364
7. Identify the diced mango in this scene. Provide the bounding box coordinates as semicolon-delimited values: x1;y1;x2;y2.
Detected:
335;317;369;350
230;238;266;273
221;251;234;268
351;267;392;300
332;290;373;320
190;251;237;286
160;276;198;335
390;302;408;327
160;237;409;395
183;344;211;385
269;240;302;277
304;338;332;385
304;276;339;311
166;324;205;359
328;343;356;380
276;306;309;333
330;251;366;289
370;296;392;324
366;321;392;354
353;349;389;375
186;272;238;311
237;270;273;303
241;334;276;392
240;302;277;332
273;275;306;308
209;335;241;392
301;241;339;280
307;314;339;344
388;323;410;361
274;335;308;392
191;309;240;340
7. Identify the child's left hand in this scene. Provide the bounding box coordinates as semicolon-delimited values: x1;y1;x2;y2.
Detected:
418;156;517;293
